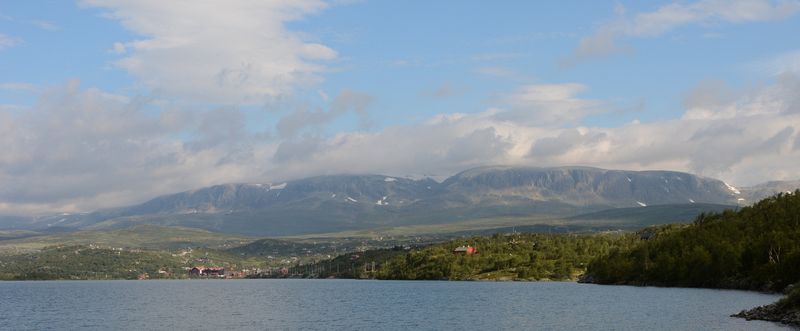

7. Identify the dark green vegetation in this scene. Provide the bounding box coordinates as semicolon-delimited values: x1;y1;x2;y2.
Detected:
0;224;443;280
260;247;411;279
585;191;800;291
0;242;293;280
0;237;297;280
583;191;800;326
0;245;183;280
227;238;322;257
372;233;635;281
783;287;800;310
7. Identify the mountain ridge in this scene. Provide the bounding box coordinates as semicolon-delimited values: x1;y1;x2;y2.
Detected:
1;166;797;236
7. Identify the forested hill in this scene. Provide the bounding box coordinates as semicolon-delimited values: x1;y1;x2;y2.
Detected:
374;233;635;281
584;190;800;292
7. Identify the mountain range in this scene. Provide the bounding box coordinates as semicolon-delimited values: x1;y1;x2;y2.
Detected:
1;166;797;236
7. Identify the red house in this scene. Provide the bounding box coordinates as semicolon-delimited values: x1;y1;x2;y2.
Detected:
453;245;477;255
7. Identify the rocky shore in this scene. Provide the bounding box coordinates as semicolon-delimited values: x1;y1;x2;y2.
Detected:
732;302;800;327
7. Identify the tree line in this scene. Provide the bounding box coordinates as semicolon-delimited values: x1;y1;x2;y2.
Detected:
585;190;800;292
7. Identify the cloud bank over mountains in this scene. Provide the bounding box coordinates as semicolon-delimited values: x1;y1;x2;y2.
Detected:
1;1;799;214
3;75;798;214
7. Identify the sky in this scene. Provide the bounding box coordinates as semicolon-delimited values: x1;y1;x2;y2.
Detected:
2;0;800;215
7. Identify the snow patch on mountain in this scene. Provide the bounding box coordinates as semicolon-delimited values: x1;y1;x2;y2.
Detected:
724;182;741;195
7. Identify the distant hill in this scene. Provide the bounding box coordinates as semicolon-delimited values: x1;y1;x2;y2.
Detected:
226;238;323;257
567;203;737;226
739;180;800;204
4;166;787;236
0;225;252;254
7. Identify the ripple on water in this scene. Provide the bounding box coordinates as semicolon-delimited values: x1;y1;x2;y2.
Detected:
0;280;792;331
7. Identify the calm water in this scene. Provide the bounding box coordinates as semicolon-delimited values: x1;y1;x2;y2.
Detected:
0;280;792;330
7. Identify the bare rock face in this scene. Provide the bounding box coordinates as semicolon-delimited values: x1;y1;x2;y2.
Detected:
442;166;741;208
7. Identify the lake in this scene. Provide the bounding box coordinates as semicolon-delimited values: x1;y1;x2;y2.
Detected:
0;280;791;330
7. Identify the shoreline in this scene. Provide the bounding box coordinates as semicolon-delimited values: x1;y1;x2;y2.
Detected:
732;303;800;327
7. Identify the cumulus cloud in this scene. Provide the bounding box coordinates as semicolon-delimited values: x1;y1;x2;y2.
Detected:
529;129;607;158
265;111;519;178
276;90;373;138
566;0;800;64
446;128;512;165
265;76;800;189
81;0;336;105
0;80;273;214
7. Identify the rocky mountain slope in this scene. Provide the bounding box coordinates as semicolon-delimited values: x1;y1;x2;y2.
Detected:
1;166;795;236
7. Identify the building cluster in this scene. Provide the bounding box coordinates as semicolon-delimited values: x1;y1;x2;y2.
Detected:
453;245;477;255
189;266;226;277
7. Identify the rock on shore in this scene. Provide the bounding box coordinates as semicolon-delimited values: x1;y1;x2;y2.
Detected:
732;303;800;327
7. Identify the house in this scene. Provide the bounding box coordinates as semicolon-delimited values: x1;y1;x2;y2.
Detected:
189;266;226;277
453;245;477;255
204;267;225;277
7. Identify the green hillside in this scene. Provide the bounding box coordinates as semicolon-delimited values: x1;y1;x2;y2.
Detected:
374;232;635;281
584;191;800;326
0;245;184;280
585;191;800;291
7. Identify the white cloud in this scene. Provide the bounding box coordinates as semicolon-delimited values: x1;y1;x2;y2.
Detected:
0;33;20;50
81;0;336;105
493;83;603;126
567;0;800;63
2;76;800;214
0;80;273;214
265;76;800;189
276;90;372;137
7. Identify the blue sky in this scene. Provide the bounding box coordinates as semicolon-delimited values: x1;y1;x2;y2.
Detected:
1;0;800;213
